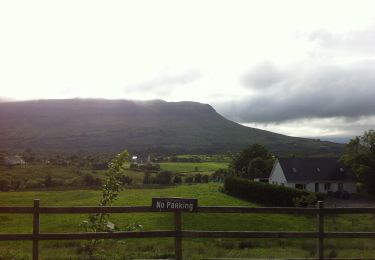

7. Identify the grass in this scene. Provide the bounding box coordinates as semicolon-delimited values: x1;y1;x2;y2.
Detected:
158;162;228;174
0;160;228;190
1;183;375;259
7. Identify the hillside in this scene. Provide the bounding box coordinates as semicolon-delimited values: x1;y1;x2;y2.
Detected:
0;99;343;156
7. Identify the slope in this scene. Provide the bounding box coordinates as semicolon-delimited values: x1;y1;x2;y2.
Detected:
0;99;343;156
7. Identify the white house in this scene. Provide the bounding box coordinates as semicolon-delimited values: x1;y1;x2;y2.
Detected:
268;158;356;193
1;155;27;166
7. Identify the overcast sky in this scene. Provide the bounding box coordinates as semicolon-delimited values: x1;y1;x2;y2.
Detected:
1;0;375;141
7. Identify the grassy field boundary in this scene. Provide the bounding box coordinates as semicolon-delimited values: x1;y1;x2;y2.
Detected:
2;200;375;260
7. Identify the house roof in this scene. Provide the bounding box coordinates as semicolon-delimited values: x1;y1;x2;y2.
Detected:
277;158;355;182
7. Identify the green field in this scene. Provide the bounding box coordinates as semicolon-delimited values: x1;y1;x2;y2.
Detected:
0;160;227;191
159;162;228;174
1;183;375;259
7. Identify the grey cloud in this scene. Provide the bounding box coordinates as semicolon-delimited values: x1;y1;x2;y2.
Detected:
215;61;375;123
124;71;201;95
241;62;284;89
308;26;375;53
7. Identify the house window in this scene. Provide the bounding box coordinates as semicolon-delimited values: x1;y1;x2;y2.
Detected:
324;183;331;191
295;184;306;190
292;168;297;173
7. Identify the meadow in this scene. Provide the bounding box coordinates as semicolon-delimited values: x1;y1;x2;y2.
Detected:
158;162;228;174
0;159;228;190
1;183;375;259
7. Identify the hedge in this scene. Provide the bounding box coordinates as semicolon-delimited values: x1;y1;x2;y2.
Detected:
224;177;324;207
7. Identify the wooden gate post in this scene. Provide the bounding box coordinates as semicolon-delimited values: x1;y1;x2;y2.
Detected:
33;199;40;260
174;211;182;260
317;201;324;259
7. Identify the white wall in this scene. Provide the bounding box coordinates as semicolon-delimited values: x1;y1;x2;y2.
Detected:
289;182;357;193
269;160;287;185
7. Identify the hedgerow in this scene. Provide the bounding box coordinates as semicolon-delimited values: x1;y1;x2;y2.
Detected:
224;177;324;207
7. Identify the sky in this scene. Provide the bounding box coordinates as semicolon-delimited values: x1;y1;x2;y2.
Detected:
1;0;375;142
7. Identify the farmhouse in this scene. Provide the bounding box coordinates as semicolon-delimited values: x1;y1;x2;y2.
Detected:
1;155;26;166
268;158;356;193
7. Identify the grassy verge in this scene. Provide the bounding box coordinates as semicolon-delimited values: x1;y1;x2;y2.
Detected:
1;183;375;259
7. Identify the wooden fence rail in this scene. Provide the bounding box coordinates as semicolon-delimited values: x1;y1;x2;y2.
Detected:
1;200;375;260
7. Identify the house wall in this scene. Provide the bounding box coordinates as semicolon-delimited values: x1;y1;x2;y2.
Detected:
288;182;356;193
269;161;287;185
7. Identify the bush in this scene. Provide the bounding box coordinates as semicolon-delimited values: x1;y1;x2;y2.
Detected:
193;173;202;183
0;178;10;191
143;172;154;184
224;177;324;207
173;175;182;184
185;176;194;183
83;173;102;186
293;193;319;207
120;175;133;185
155;171;173;184
23;179;44;189
202;175;209;183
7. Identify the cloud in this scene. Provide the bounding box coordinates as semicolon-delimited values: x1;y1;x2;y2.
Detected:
215;60;375;123
240;62;285;89
307;26;375;55
124;71;202;96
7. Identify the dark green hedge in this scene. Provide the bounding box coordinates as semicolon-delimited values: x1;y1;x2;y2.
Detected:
224;177;323;207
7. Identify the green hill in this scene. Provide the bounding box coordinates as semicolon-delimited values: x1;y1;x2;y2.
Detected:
0;99;343;156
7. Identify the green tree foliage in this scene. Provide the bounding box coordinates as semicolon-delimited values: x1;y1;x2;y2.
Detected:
229;144;274;179
340;130;375;194
80;150;141;255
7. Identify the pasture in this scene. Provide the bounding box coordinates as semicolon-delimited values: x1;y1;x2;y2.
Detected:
1;183;375;259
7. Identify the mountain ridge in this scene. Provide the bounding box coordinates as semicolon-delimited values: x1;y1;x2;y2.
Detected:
0;99;344;156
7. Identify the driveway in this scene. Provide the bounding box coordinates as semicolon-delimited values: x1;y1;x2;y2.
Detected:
325;193;375;207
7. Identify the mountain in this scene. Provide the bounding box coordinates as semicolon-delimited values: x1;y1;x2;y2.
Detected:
0;99;344;156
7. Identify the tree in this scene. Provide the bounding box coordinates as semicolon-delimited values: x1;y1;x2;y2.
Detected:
229;144;274;179
80;150;141;255
340;130;375;194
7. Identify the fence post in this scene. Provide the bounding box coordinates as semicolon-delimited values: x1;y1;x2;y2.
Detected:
33;199;40;260
174;211;182;260
317;201;324;259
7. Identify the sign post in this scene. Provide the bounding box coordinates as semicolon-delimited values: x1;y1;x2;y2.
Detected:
152;197;198;212
152;197;198;260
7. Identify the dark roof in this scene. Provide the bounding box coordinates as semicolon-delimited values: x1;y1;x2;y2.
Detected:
277;158;355;182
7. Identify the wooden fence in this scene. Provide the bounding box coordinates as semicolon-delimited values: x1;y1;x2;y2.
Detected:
1;200;375;260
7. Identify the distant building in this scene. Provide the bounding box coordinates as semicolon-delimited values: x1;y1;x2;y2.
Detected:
2;155;27;166
268;158;356;193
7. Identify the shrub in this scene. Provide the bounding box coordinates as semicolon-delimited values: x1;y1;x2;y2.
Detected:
293;193;319;207
120;175;133;185
0;178;10;191
155;171;173;184
202;175;209;183
173;175;182;184
143;172;153;184
224;177;324;207
185;176;194;183
193;173;202;183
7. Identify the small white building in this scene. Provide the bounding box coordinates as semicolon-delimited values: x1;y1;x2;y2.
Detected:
1;155;27;166
269;158;356;193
